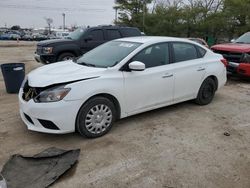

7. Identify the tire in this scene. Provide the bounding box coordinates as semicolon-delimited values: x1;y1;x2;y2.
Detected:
76;97;116;138
195;77;216;105
57;52;75;62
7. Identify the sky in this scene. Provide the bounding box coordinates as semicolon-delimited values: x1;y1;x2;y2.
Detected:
0;0;116;28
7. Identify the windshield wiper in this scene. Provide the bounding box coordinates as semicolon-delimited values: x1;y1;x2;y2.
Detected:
235;41;246;44
78;62;96;67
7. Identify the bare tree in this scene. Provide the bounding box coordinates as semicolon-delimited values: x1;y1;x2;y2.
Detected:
44;17;53;34
154;0;183;8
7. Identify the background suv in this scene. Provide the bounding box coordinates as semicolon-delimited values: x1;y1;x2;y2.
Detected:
34;25;142;64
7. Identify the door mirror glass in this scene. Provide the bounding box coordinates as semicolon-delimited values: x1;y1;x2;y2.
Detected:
129;61;145;71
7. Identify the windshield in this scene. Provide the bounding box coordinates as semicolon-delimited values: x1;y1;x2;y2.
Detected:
235;32;250;44
67;28;86;40
76;41;141;68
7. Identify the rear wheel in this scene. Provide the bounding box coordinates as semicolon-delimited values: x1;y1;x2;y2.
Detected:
76;97;116;138
57;52;75;62
195;77;216;105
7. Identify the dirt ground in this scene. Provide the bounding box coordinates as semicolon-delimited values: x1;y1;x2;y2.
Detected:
0;41;249;188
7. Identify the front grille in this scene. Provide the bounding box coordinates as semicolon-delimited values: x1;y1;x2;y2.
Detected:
213;50;242;63
36;46;43;54
22;81;41;101
227;66;237;73
238;69;246;74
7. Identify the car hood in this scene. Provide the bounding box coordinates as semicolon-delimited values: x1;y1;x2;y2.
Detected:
27;60;104;87
37;39;75;46
211;43;250;53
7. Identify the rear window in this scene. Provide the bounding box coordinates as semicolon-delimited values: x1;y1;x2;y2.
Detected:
106;29;121;40
120;28;141;37
172;42;198;62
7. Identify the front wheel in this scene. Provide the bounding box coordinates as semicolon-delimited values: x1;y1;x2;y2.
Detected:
57;52;75;62
76;97;116;138
195;77;216;105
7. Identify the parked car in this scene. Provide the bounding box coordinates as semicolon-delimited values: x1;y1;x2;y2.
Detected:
55;31;70;39
9;33;21;40
22;34;33;41
19;36;227;138
211;32;250;77
34;25;142;64
188;38;209;48
0;33;11;40
32;33;48;41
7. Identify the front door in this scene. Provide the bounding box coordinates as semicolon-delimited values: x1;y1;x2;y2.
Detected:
123;43;174;115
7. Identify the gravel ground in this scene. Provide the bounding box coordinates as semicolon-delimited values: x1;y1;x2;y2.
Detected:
0;41;249;188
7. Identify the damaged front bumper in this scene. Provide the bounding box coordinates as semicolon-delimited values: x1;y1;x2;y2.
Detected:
19;88;82;134
34;53;56;64
227;62;250;77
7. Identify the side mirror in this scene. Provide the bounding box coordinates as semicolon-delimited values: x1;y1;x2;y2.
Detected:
84;35;93;41
230;39;235;43
129;61;145;71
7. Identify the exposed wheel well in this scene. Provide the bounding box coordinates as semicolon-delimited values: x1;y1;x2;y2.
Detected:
207;75;218;90
57;51;77;60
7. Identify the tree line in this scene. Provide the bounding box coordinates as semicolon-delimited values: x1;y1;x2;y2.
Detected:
114;0;250;44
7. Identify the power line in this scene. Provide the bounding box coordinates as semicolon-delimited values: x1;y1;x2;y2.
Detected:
0;4;106;12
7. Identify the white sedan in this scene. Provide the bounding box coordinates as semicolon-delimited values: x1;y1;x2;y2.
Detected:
19;36;227;138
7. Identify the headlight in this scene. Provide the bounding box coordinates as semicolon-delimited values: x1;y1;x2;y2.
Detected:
43;47;53;54
34;85;71;103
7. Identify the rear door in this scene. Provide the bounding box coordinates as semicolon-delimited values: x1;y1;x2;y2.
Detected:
80;29;105;53
170;42;207;102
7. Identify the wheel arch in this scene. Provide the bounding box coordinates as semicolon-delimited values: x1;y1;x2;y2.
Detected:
206;75;218;90
56;50;77;61
90;93;121;119
76;93;121;125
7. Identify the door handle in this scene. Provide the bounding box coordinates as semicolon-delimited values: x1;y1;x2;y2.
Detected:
197;67;205;71
162;73;173;78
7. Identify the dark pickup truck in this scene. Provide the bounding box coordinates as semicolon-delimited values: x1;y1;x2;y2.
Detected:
34;25;142;64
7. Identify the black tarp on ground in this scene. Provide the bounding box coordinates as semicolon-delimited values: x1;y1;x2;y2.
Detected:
0;174;7;188
1;147;80;188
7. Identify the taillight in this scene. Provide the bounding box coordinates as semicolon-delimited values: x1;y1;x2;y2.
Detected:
221;59;228;67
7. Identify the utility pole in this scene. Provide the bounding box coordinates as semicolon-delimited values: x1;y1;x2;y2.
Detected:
142;0;145;32
114;1;119;25
115;7;118;25
62;13;65;30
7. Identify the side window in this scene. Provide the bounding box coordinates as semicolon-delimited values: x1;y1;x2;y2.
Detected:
90;30;104;41
120;28;140;37
172;42;198;62
132;43;170;68
197;46;206;57
106;29;121;40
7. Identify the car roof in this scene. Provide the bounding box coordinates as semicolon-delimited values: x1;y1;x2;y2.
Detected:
115;36;193;44
89;25;139;30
